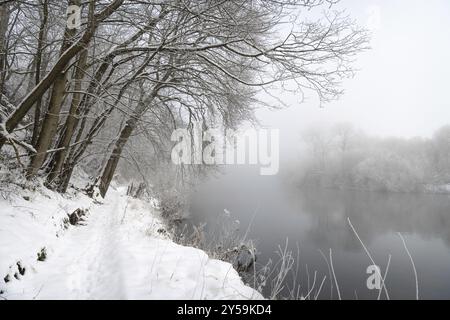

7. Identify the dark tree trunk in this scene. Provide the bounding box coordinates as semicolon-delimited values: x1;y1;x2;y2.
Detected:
31;0;49;146
0;3;11;119
99;118;136;197
96;59;174;197
27;72;67;176
46;49;88;184
0;0;124;150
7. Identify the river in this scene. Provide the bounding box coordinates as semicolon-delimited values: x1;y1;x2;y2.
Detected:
187;166;450;299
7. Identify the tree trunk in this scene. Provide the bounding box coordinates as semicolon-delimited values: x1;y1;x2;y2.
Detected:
58;51;160;192
97;61;174;197
98;117;136;197
0;0;124;149
27;72;67;176
27;0;81;177
0;3;10;119
38;18;151;183
98;89;161;197
46;49;88;184
31;0;49;146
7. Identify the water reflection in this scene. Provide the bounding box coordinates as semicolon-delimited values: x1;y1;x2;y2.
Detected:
288;189;450;249
188;167;450;299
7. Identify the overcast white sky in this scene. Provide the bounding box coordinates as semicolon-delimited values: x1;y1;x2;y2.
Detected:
257;0;450;140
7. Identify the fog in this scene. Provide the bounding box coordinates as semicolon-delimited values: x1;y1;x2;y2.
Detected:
257;0;450;164
2;0;450;301
186;1;450;299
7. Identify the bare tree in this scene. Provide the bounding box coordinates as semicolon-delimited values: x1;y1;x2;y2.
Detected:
0;0;369;198
0;0;125;149
0;2;10;106
30;0;49;146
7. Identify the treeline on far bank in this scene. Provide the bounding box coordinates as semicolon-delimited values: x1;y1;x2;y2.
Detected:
294;123;450;193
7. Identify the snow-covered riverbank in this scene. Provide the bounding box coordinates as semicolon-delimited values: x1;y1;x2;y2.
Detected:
0;180;262;300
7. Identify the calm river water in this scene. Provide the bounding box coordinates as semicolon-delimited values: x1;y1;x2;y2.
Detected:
188;167;450;299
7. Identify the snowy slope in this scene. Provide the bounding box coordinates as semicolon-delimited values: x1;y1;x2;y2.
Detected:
0;183;262;300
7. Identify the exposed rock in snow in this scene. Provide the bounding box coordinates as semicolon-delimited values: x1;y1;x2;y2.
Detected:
0;183;262;300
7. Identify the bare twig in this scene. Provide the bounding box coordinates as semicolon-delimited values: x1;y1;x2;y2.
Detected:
329;248;341;300
398;232;419;300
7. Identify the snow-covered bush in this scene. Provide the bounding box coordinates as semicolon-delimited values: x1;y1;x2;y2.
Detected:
353;152;422;192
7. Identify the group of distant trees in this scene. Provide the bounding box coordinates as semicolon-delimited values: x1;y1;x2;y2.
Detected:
298;123;450;193
0;0;367;197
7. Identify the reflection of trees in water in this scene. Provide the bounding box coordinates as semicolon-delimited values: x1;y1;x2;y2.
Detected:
284;188;450;249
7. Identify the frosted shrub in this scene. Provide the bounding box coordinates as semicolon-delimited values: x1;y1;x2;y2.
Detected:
354;152;421;192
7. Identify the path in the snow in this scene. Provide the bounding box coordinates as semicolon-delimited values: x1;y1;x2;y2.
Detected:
65;193;127;299
5;191;131;299
3;188;262;300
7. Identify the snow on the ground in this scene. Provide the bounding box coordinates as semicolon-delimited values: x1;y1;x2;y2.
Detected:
0;182;262;300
